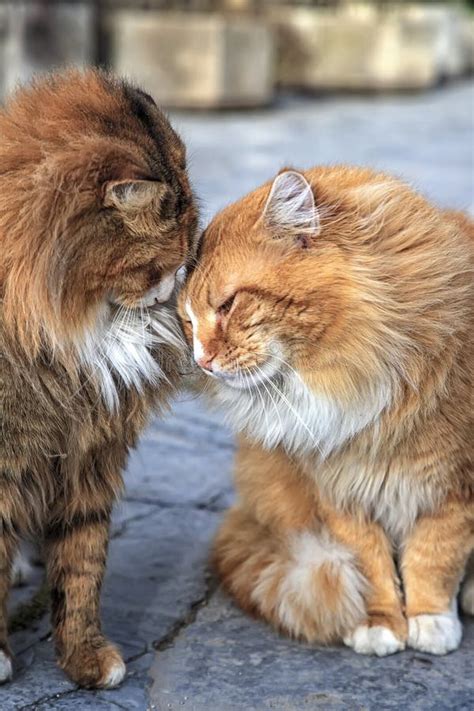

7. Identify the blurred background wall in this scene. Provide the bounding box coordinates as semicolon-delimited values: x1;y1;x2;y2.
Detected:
0;1;472;108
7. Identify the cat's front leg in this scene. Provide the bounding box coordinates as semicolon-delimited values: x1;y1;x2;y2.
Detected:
320;504;407;656
402;497;473;655
45;504;125;688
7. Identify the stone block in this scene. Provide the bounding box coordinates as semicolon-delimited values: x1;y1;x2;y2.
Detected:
107;11;275;109
462;16;474;73
417;4;471;79
0;2;95;100
150;592;474;711
268;3;472;92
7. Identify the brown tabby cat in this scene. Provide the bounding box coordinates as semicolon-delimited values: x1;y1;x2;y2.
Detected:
0;70;197;687
180;167;473;656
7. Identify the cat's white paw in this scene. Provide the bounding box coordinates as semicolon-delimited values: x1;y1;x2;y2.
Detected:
344;624;405;656
460;576;474;616
11;551;34;587
408;610;462;655
102;658;126;688
0;650;13;684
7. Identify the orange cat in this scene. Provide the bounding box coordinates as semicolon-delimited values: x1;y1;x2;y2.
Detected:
180;167;473;656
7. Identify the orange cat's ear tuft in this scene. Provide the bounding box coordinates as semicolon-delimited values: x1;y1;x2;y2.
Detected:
263;170;320;247
103;179;165;211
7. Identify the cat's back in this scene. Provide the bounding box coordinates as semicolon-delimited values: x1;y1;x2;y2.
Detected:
442;208;474;247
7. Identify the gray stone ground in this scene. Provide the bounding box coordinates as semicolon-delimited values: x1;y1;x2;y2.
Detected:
4;81;474;710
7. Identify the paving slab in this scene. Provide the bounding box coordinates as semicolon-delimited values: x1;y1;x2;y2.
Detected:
151;592;474;711
4;81;474;710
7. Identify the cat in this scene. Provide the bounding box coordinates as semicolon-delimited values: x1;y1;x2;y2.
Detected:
0;69;197;687
179;166;473;656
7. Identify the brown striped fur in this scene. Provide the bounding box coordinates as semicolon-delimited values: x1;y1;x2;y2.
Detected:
180;166;473;655
0;70;197;686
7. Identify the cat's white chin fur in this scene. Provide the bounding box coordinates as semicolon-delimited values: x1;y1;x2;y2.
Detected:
11;550;34;587
407;607;462;655
78;302;184;411
344;624;405;656
0;650;13;684
214;366;391;459
138;273;176;307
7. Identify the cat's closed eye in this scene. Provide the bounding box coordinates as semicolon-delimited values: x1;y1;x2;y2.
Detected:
218;293;237;316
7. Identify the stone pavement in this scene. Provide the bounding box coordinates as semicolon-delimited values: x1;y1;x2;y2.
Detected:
4;81;474;710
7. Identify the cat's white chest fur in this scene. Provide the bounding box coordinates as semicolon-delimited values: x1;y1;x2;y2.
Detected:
214;371;391;459
78;305;183;410
315;457;441;543
215;372;437;542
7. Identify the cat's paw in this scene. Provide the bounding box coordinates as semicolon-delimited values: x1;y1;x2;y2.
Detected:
61;641;126;689
460;576;474;616
408;611;462;655
0;650;13;684
343;624;405;656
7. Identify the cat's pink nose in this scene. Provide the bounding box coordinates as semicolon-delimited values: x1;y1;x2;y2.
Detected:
197;354;215;372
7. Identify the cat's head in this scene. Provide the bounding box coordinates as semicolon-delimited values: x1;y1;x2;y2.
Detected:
0;69;198;356
179;166;461;452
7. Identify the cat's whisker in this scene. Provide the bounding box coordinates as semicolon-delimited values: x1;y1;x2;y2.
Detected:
246;366;276;437
256;366;323;455
250;365;287;444
256;349;305;384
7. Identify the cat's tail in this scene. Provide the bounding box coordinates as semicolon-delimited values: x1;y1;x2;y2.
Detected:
213;506;368;643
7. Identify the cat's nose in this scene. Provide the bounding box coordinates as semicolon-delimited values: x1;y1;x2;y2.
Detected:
196;353;215;372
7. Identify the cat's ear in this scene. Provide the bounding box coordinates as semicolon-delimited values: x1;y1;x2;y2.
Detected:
103;179;166;211
263;170;320;247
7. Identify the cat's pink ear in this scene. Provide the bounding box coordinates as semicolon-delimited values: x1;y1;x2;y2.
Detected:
103;179;165;211
263;170;320;247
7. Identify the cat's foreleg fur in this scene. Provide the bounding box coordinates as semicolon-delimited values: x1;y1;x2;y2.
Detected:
402;499;473;655
45;505;125;688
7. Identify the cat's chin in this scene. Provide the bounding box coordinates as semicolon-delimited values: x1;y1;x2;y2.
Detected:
213;372;254;390
107;295;175;313
108;275;181;312
210;358;281;391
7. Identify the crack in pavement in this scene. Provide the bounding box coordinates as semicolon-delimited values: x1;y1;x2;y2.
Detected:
110;506;162;540
9;507;165;636
14;628;51;658
8;490;223;707
17;688;131;711
125;645;150;665
9;500;222;652
152;569;218;653
17;687;79;711
123;493;228;513
14;575;218;711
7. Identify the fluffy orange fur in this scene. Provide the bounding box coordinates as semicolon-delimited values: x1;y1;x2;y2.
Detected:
180;166;473;656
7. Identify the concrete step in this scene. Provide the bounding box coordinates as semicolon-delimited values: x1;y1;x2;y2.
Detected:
107;10;275;109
